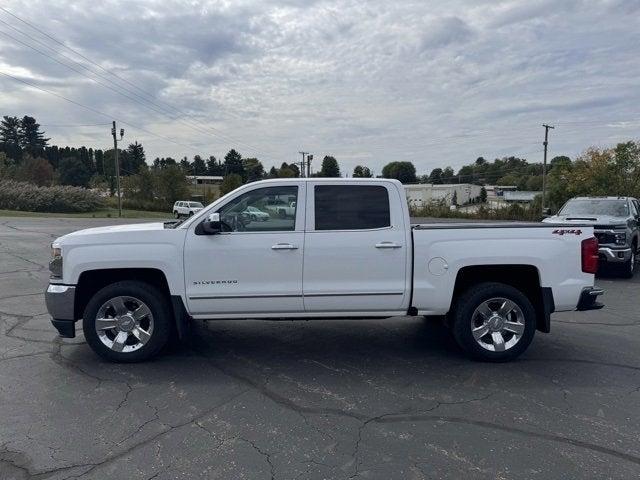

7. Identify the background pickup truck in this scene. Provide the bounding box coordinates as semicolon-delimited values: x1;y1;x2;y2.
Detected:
45;179;603;363
543;196;639;278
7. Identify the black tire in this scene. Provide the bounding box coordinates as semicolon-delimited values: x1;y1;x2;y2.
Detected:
189;211;194;217
82;281;172;363
174;211;179;219
619;245;636;279
451;282;536;362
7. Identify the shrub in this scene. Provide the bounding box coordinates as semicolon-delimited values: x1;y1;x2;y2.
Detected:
0;180;104;213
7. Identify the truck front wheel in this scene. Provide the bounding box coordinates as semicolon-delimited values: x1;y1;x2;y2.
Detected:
82;281;172;363
451;282;536;362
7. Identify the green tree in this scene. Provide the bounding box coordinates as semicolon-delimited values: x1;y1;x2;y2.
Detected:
206;155;224;175
319;156;341;177
125;142;146;173
224;149;244;178
192;155;207;175
428;168;443;184
220;173;243;195
382;161;417;183
243;158;265;182
0;116;22;160
442;166;455;183
179;157;191;173
58;157;91;187
353;165;373;177
16;154;53;186
155;164;189;207
0;152;15;179
480;186;487;203
18;116;49;153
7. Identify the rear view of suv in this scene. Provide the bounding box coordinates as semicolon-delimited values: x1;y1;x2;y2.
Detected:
173;201;204;218
544;197;639;277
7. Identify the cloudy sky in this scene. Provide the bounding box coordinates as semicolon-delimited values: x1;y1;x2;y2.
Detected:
1;0;639;176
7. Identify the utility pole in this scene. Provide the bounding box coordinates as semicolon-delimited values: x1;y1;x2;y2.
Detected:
541;124;554;215
111;121;125;217
298;151;308;178
306;154;313;178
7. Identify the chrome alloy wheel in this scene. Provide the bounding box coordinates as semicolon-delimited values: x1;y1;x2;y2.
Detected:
95;296;154;353
471;297;525;352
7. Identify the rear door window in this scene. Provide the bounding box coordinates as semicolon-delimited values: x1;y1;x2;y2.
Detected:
314;185;390;230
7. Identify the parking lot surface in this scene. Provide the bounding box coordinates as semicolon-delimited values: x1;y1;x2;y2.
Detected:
1;217;639;479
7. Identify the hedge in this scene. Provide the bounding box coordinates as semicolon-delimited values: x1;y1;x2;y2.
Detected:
0;180;104;213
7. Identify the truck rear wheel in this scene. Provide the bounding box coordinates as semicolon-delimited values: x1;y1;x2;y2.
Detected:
82;281;172;363
451;282;536;362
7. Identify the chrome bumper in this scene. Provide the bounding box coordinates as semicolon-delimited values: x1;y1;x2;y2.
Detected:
577;287;605;311
599;247;632;263
45;284;76;338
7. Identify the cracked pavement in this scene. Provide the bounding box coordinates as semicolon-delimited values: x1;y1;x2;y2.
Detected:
1;217;640;479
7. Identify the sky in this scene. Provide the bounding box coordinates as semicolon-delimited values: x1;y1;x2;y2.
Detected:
1;0;639;176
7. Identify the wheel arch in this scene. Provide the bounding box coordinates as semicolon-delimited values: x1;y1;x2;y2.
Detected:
74;268;190;338
451;264;553;333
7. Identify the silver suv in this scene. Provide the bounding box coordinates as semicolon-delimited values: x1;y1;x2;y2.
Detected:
544;197;640;278
172;201;204;218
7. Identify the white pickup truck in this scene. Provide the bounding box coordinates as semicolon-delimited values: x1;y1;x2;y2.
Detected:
46;178;603;363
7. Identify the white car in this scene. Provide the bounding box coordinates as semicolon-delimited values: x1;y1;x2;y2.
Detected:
242;206;270;222
173;201;203;218
46;178;602;363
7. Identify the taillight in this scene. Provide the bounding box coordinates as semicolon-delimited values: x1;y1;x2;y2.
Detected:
581;237;599;274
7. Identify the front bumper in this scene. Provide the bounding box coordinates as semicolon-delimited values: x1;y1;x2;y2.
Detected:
599;247;632;263
45;284;77;338
576;287;605;311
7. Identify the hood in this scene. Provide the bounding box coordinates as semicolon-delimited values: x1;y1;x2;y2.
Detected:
543;214;626;226
55;222;167;243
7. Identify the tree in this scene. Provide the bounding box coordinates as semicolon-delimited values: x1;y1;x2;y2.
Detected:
192;155;207;175
319;156;341;177
179;157;191;173
442;166;455;183
382;161;417;183
206;155;224;176
427;168;442;184
224;149;244;178
125;142;146;173
220;173;243;195
0;152;15;179
0;116;22;160
353;165;373;178
243;158;265;182
18;116;49;153
17;154;53;186
122;167;155;203
58;157;91;187
479;186;487;203
155;164;190;207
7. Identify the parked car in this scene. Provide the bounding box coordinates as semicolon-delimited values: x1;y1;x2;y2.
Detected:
543;196;639;277
264;199;296;218
242;206;270;222
46;178;602;363
173;201;203;218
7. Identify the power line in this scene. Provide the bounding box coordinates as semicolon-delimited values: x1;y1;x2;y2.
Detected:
40;123;111;127
0;70;206;152
0;6;282;161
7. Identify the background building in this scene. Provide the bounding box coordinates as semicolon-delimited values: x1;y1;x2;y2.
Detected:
405;183;482;207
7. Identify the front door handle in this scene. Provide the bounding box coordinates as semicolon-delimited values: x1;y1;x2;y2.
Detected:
375;242;402;249
272;243;298;250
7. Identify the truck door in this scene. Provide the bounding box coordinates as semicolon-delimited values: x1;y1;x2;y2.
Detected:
302;182;409;313
184;183;305;316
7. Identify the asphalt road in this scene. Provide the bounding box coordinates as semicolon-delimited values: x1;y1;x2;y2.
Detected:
1;217;639;479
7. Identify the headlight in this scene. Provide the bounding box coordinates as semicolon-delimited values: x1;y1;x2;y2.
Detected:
614;232;626;246
50;244;63;278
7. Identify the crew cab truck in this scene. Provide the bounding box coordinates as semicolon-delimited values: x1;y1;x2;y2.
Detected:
45;179;604;363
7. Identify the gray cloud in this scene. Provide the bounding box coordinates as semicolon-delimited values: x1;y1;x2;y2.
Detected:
0;0;639;175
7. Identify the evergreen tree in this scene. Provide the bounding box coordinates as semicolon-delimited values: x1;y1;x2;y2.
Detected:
243;158;265;182
18;116;49;153
0;116;22;160
223;149;244;177
58;157;91;187
126;142;146;173
180;157;192;173
192;154;207;175
319;156;340;177
353;165;373;177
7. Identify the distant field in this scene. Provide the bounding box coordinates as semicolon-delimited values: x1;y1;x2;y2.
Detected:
0;208;171;219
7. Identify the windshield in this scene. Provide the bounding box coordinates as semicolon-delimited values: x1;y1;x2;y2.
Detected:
560;199;629;217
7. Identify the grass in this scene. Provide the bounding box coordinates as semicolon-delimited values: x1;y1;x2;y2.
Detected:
0;208;171;219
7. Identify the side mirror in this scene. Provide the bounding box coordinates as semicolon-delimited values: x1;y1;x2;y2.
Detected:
195;212;221;235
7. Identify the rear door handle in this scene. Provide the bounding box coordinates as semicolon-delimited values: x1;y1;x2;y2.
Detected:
375;242;402;249
272;243;298;250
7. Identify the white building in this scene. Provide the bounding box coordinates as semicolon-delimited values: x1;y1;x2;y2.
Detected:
503;191;541;203
405;183;482;207
187;175;223;186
